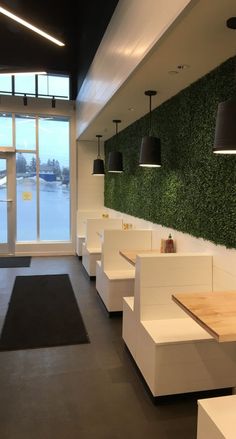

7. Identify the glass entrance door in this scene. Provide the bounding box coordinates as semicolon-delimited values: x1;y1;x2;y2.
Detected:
0;154;15;254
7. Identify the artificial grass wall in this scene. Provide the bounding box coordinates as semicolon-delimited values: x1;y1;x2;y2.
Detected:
104;58;236;248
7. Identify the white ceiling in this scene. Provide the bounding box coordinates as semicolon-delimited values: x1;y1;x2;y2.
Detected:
79;0;236;142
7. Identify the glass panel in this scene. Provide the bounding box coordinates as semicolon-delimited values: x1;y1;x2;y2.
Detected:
0;113;13;147
38;75;48;96
15;115;36;150
0;158;7;243
0;75;12;95
38;117;70;241
15;74;35;96
16;152;37;241
38;75;69;99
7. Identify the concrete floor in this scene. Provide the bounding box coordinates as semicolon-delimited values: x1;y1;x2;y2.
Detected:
0;256;204;438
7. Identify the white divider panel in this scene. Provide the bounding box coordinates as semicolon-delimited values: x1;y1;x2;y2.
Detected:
101;229;152;272
107;207;236;293
77;210;107;236
85;218;122;250
134;253;213;321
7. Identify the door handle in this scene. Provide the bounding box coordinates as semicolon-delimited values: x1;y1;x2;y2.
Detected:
0;199;13;202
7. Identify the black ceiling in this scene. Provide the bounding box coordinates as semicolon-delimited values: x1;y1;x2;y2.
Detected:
0;0;119;99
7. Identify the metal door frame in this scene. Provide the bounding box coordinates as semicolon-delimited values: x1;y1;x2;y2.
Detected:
0;152;16;255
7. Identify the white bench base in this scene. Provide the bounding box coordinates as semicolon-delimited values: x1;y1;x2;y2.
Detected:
123;297;137;357
96;261;135;312
123;298;236;397
197;395;236;439
82;245;101;277
76;235;85;257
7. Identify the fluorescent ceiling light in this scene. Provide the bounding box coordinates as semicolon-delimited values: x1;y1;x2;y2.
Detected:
0;71;47;76
0;6;65;46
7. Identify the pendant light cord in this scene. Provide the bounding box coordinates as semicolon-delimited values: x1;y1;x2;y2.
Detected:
97;137;100;158
145;90;156;136
112;119;121;151
149;94;152;136
235;54;236;90
115;121;118;151
96;135;102;158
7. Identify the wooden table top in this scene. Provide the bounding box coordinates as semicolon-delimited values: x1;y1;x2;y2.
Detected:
119;249;159;266
172;292;236;343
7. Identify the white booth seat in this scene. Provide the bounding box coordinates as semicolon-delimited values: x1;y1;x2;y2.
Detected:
123;254;236;397
82;218;123;277
197;395;236;439
96;229;152;312
76;210;108;257
82;244;101;278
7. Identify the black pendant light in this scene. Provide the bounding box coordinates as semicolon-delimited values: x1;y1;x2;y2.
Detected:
108;120;123;173
92;135;105;176
213;18;236;154
139;90;161;167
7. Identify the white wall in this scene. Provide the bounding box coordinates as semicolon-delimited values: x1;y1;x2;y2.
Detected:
77;140;106;235
106;208;236;292
77;140;105;210
0;94;75;116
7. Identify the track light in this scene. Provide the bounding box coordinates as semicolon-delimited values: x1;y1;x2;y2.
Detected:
23;94;27;106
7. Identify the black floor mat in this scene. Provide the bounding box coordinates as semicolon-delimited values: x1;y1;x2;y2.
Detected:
0;257;31;268
0;274;90;351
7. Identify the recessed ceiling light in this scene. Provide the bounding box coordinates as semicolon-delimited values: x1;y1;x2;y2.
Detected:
177;64;190;70
0;6;65;46
128;107;135;111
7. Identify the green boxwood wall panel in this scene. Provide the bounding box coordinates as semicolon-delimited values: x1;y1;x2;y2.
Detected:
104;58;236;248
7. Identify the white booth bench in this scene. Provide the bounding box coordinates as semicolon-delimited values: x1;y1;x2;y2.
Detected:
82;218;122;277
197;395;236;439
123;254;236;398
96;229;152;313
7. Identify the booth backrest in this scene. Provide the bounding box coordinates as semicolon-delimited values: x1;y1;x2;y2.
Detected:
101;229;152;272
77;210;108;236
85;218;123;249
134;253;212;321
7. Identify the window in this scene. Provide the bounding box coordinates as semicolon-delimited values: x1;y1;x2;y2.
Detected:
0;113;13;147
14;114;70;242
15;115;36;150
38;75;69;99
15;75;36;96
38;116;70;240
0;76;12;95
0;74;70;99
